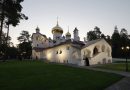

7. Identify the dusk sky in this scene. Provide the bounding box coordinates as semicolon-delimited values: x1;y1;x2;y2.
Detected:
9;0;130;45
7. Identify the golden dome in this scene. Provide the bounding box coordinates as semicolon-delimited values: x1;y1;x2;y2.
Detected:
52;23;63;34
66;31;71;36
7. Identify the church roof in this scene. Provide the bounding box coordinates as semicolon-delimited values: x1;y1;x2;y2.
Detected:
73;27;78;32
32;33;47;39
33;39;85;50
82;39;103;49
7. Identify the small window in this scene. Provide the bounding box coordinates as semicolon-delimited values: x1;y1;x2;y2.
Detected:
59;50;62;54
37;44;39;46
56;51;58;54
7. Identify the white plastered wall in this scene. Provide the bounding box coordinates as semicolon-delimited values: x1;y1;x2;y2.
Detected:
80;39;112;66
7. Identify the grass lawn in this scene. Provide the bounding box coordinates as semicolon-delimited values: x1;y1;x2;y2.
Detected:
94;62;130;72
0;60;123;90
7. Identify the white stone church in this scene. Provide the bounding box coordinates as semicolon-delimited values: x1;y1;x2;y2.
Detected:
32;22;112;66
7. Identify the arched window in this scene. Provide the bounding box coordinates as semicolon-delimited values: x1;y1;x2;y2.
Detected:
108;59;112;63
56;51;58;54
102;58;106;64
59;50;62;54
93;47;98;55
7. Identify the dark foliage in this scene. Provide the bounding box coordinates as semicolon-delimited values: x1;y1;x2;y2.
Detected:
0;0;28;44
17;30;32;59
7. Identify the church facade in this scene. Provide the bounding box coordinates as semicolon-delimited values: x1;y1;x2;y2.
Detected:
32;22;112;66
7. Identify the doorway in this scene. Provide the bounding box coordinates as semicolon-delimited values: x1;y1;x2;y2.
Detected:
85;57;89;66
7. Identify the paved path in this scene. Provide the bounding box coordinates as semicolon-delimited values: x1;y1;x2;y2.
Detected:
105;77;130;90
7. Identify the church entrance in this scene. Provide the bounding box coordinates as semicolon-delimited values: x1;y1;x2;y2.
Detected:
85;57;89;66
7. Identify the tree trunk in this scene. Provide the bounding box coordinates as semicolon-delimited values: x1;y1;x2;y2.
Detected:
6;24;9;45
0;2;5;45
0;15;4;45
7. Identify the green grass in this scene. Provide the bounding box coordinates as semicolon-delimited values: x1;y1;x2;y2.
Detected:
0;61;123;90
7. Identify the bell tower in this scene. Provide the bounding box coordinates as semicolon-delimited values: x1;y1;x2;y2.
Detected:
36;26;40;33
73;27;80;41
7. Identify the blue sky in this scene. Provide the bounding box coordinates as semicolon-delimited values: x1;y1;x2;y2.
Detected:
9;0;130;45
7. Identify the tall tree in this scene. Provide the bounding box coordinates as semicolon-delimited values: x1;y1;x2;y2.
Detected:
0;0;28;44
120;28;129;47
0;31;11;60
87;30;97;41
17;30;32;59
87;26;102;41
94;26;101;38
17;30;30;43
111;26;122;58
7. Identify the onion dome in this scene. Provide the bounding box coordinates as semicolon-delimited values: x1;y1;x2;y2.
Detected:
66;31;71;36
52;22;63;34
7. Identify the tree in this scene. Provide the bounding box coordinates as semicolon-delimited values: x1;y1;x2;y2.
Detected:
17;30;32;59
18;42;32;59
94;26;101;38
101;34;106;39
105;35;111;45
17;30;31;43
0;0;28;44
0;31;11;44
5;7;28;45
111;26;121;58
120;28;129;48
87;30;97;41
87;26;102;41
7;46;18;59
0;31;14;61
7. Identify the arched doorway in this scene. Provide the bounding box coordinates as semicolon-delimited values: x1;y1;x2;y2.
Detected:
84;57;89;66
36;56;38;60
93;47;98;56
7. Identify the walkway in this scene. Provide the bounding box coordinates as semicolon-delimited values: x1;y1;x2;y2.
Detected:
105;77;130;90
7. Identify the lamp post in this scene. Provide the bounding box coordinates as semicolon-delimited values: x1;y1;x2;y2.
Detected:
121;46;130;72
